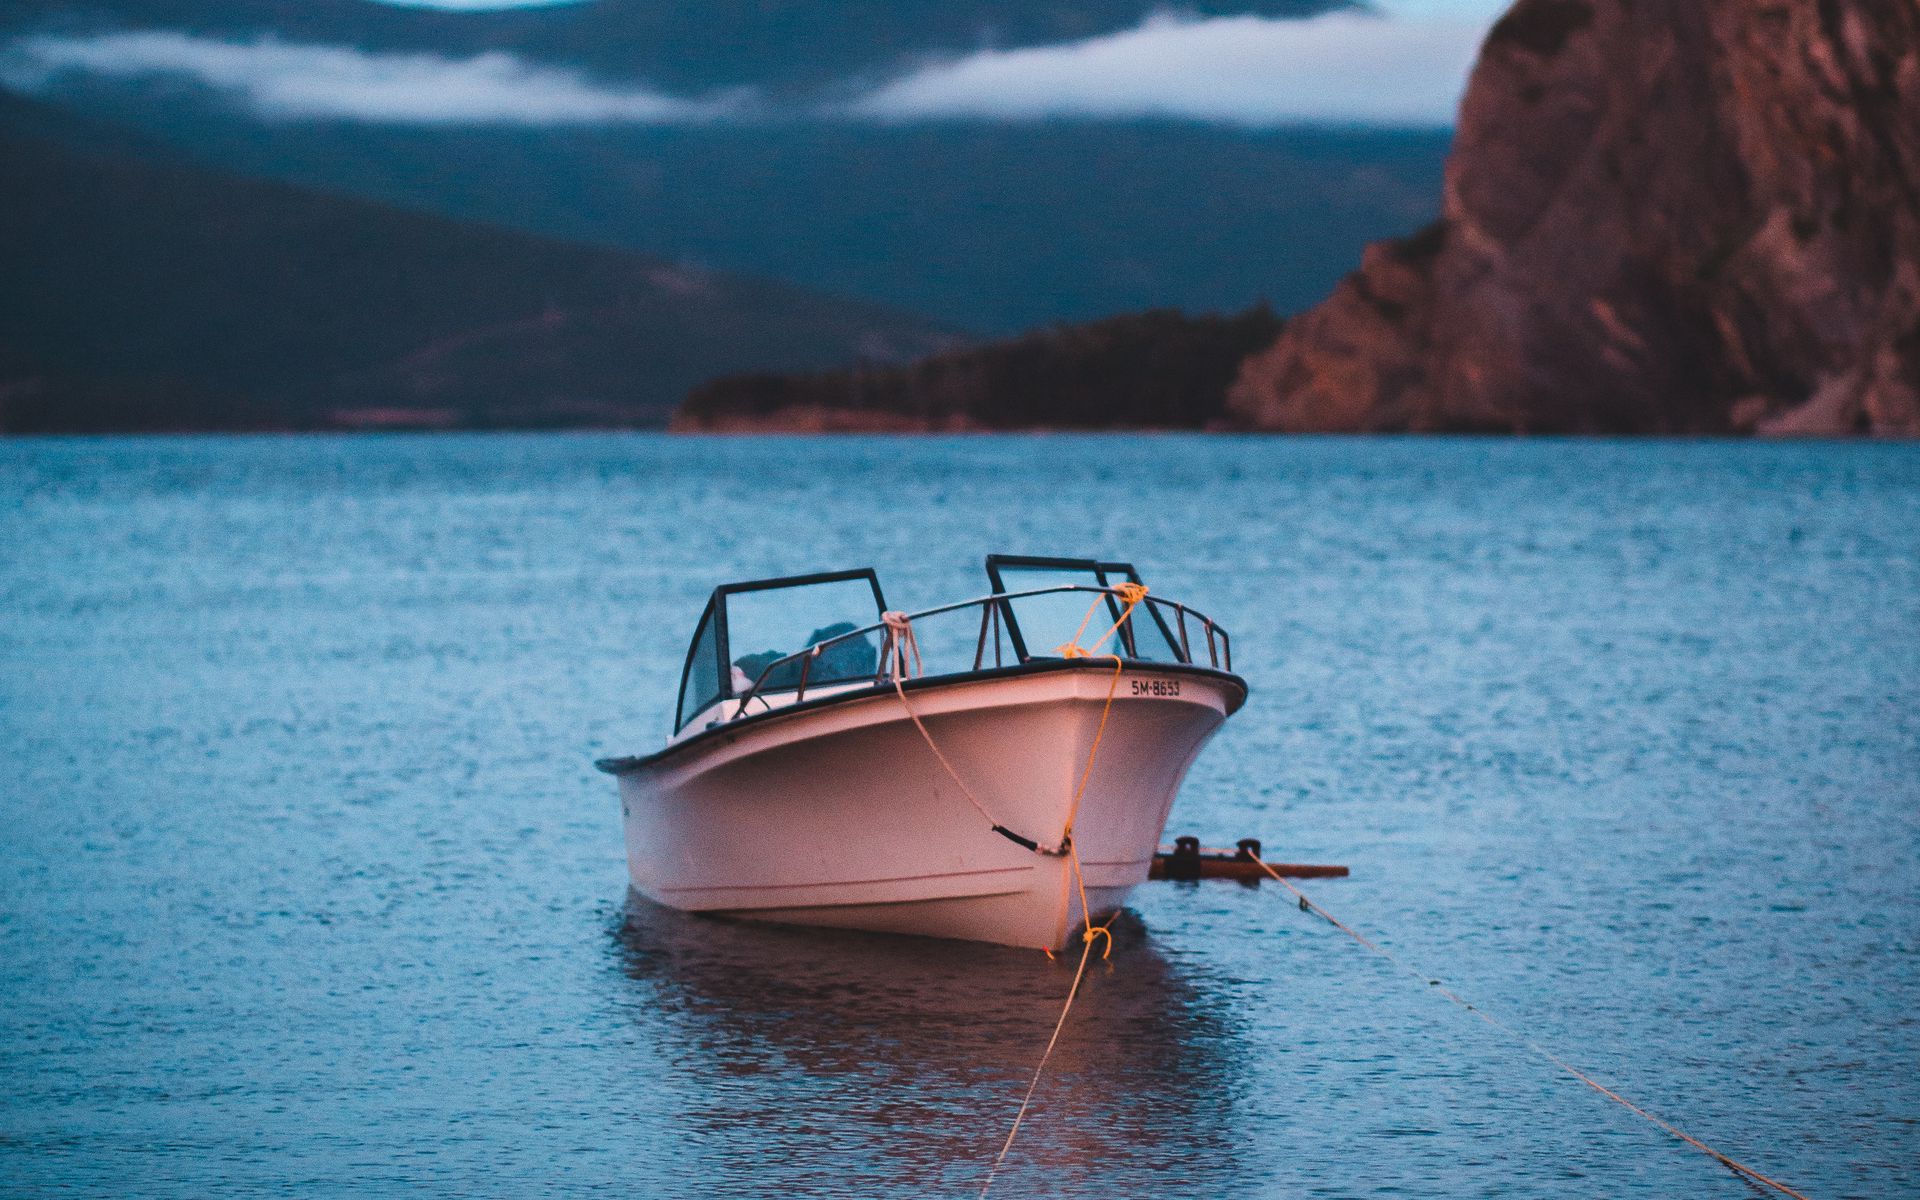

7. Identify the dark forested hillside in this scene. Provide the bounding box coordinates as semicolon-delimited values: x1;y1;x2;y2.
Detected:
0;93;954;433
81;117;1442;335
676;307;1282;431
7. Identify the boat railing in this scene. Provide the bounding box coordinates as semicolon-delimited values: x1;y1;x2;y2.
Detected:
730;585;1232;719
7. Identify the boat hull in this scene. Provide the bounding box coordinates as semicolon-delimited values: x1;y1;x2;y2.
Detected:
610;662;1243;950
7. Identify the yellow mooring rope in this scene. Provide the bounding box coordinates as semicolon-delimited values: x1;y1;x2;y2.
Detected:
1054;581;1148;660
976;927;1098;1199
1240;852;1812;1200
881;611;1064;854
976;587;1146;1196
974;697;1124;1197
914;579;1804;1198
944;576;1812;1190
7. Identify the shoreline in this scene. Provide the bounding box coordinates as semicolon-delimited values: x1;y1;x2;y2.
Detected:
3;426;1912;443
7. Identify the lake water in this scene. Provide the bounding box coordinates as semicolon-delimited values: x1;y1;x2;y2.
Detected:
3;434;1916;1198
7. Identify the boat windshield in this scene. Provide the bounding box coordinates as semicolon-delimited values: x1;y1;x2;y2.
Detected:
722;572;885;697
672;560;1208;735
673;569;889;732
985;555;1186;664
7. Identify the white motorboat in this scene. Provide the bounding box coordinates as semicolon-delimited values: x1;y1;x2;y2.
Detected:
597;555;1246;950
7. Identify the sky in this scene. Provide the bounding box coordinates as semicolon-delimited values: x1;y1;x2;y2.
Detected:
1;2;1514;129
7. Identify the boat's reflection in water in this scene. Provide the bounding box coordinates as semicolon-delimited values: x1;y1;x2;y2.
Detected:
611;890;1254;1196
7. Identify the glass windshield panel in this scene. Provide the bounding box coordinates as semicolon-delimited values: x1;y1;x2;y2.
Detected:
994;565;1115;659
1101;562;1186;664
725;578;882;693
994;561;1186;663
676;607;721;730
1120;606;1186;662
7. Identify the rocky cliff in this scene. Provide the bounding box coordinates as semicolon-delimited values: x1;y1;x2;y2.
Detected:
1227;0;1920;435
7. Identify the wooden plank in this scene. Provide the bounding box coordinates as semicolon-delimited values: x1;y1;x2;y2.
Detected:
1148;841;1349;882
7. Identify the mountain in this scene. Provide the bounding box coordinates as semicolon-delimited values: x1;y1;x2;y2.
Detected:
675;307;1283;431
34;112;1447;335
0;92;955;433
0;2;1449;333
1226;0;1920;435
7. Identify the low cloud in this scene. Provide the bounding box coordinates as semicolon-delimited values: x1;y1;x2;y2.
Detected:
846;10;1488;128
0;31;742;124
2;8;1495;129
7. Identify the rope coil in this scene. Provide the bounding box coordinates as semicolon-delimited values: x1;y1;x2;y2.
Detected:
1055;582;1148;659
880;609;923;682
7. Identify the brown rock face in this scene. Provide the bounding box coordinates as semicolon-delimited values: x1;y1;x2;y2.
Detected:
1228;0;1920;435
